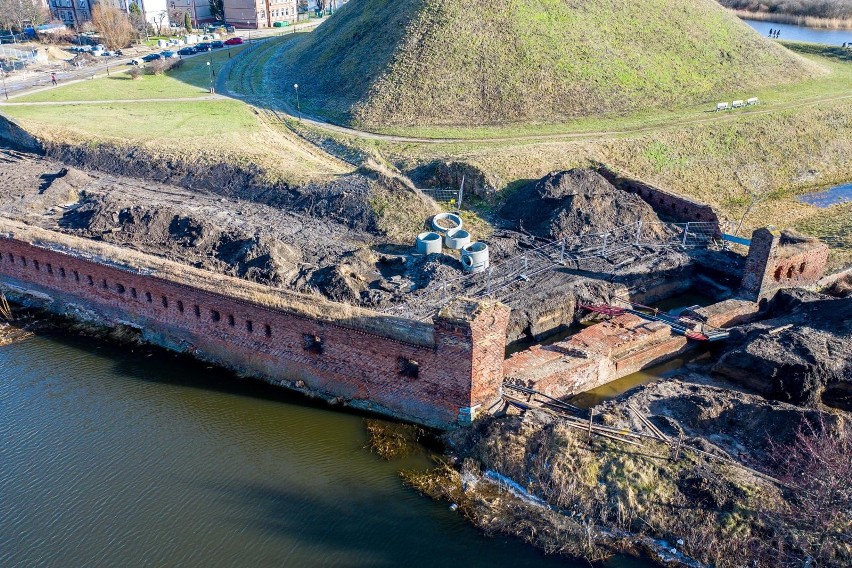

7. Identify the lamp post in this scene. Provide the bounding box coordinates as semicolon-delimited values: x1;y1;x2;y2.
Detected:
293;83;301;121
1;69;8;101
206;47;214;93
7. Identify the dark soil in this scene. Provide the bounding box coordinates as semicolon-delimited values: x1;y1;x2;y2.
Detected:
713;289;852;411
499;169;670;241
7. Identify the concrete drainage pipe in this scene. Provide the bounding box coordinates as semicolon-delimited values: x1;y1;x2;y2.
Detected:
431;212;463;234
415;231;443;255
460;242;489;273
444;228;471;250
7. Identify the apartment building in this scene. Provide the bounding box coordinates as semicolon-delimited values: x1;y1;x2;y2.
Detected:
224;0;297;28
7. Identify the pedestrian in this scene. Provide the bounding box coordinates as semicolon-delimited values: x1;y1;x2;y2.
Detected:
768;28;774;37
776;30;781;39
50;72;57;86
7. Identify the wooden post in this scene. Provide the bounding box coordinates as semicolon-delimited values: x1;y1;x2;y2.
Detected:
587;409;594;442
673;431;683;460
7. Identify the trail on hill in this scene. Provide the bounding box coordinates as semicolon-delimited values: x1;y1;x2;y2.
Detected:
268;0;820;128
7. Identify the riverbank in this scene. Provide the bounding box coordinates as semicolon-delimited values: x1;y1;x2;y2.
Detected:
727;9;852;30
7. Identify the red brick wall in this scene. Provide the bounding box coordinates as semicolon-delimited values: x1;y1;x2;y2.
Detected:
0;238;509;429
597;166;721;234
741;227;829;301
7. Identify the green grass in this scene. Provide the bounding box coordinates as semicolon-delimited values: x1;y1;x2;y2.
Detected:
270;0;819;128
1;100;255;140
12;46;248;103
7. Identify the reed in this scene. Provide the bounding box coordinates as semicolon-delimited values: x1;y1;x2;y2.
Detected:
0;293;12;322
728;8;852;30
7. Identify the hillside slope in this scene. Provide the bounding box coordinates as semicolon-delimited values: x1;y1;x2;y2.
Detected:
271;0;820;127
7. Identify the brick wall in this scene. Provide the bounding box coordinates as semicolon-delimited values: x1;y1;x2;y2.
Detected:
597;166;721;234
0;237;509;429
740;227;829;301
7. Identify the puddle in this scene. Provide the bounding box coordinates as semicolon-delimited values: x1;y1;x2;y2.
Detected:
797;182;852;208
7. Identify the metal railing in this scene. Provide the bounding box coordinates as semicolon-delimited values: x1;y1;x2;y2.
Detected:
381;221;719;320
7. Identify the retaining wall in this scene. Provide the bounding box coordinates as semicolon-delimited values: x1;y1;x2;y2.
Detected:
0;236;510;429
597;166;721;233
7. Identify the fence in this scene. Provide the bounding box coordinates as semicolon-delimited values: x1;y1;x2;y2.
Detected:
382;221;719;320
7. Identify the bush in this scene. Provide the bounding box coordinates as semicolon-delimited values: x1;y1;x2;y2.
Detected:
128;67;142;80
143;58;183;76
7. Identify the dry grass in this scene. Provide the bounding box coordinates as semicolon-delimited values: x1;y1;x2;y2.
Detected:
272;0;819;127
727;8;852;28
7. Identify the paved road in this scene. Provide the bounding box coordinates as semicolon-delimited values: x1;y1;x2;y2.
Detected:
0;19;323;100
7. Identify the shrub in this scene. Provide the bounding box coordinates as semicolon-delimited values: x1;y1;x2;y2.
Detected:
128;67;142;80
144;58;182;76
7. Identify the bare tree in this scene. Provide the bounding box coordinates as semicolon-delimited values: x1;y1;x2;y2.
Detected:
764;417;852;566
91;4;133;50
0;0;48;32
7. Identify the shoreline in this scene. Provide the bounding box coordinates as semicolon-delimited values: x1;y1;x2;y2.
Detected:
729;9;852;30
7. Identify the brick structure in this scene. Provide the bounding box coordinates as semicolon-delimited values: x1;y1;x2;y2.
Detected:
505;313;690;398
597;165;721;234
740;227;829;302
0;232;510;429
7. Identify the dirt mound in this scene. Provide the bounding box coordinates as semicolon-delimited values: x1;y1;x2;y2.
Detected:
59;195;303;286
599;375;838;466
499;169;669;241
713;289;852;410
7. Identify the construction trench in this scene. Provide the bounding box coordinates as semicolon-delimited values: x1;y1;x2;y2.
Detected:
0;129;850;429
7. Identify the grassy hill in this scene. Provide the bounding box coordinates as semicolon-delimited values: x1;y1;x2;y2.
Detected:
271;0;821;127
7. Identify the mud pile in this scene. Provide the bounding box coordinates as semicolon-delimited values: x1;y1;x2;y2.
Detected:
713;289;852;411
499;169;669;241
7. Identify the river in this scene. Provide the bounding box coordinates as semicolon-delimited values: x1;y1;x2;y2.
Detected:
743;18;852;45
0;330;646;567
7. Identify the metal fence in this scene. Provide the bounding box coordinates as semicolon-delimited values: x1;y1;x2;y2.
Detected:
381;221;719;320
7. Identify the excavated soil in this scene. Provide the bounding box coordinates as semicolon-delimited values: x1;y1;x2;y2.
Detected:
713;289;852;411
0;146;723;338
499;169;671;241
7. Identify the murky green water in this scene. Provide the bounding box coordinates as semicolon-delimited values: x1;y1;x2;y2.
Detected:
0;331;646;567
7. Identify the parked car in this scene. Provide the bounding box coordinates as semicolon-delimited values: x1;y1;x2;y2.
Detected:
196;42;212;51
128;58;142;66
177;46;196;56
161;51;178;59
141;53;162;62
211;40;224;49
224;37;243;46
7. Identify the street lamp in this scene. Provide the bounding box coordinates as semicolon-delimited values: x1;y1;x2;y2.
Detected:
1;69;8;101
293;83;301;121
206;47;214;93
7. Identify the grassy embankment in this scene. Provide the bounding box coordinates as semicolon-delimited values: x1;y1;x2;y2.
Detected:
306;44;852;269
271;0;819;128
2;39;349;185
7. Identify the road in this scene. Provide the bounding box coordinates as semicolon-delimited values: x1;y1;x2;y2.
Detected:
215;35;852;146
0;19;324;100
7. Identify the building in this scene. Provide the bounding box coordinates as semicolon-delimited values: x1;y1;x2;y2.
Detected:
47;0;93;28
126;0;171;33
168;0;214;28
224;0;297;28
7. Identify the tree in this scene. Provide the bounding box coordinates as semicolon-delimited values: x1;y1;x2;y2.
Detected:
91;4;133;50
209;0;224;21
184;12;192;32
0;0;48;32
763;417;852;566
129;3;148;42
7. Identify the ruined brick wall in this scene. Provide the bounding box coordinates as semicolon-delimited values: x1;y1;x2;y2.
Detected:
740;227;829;301
0;238;509;429
597;166;721;233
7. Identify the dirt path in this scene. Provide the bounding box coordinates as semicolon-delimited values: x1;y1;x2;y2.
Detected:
217;36;852;146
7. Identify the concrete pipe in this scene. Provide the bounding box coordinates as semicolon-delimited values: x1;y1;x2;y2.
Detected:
431;212;463;234
415;231;443;255
444;228;471;250
460;242;489;273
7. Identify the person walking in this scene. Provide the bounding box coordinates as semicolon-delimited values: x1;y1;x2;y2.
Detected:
50;72;57;86
768;28;774;37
